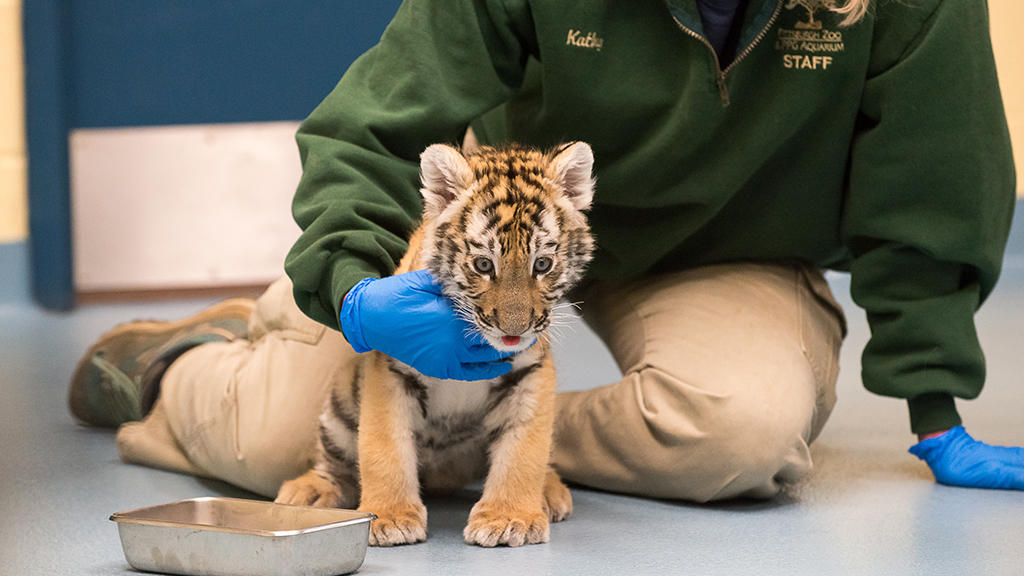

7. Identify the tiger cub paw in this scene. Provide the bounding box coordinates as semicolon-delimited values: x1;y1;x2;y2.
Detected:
275;470;345;508
363;502;428;547
542;472;573;523
464;503;550;547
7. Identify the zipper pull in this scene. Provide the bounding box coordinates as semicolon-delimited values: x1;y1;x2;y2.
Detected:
716;73;730;107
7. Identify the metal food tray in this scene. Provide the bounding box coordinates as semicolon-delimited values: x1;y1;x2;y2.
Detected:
110;497;375;576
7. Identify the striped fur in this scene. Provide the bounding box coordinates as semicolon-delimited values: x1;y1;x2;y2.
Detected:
276;142;594;548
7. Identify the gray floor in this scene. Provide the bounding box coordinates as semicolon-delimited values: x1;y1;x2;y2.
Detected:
2;236;1023;576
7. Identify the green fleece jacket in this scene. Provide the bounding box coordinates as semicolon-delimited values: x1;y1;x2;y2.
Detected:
284;0;1016;434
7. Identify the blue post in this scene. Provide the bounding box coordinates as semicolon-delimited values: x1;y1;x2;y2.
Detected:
23;0;75;310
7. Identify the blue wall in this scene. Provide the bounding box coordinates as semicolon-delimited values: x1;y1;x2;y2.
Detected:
24;1;402;309
67;1;401;128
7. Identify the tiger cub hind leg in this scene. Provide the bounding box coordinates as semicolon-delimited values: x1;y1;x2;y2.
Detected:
543;468;573;523
275;469;355;508
275;426;361;509
276;376;362;509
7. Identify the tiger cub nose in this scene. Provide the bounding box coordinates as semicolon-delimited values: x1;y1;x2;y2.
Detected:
494;308;534;336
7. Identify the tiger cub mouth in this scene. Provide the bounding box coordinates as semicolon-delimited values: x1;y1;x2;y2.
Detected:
490;332;537;354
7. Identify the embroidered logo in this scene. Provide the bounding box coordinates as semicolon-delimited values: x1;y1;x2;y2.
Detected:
786;0;836;30
774;0;845;70
566;29;604;52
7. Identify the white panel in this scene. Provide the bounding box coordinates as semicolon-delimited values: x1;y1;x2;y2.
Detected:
990;0;1024;197
0;0;27;242
71;122;303;291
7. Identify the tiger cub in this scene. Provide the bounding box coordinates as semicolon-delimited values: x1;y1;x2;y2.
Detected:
276;142;595;548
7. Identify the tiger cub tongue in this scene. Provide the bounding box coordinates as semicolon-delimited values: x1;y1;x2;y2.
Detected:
502;335;521;346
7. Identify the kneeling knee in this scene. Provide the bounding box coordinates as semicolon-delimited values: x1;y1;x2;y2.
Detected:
651;400;812;502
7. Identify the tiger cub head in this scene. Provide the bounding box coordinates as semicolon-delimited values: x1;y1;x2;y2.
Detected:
418;142;596;353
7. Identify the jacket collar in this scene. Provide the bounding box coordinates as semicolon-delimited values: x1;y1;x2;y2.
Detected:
665;0;778;54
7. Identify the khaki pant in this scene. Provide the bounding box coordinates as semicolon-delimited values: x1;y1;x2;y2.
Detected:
117;262;845;502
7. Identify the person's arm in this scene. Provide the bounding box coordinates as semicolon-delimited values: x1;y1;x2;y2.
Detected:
842;1;1020;488
284;0;537;329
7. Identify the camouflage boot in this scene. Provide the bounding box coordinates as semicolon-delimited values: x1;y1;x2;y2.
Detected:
69;298;256;427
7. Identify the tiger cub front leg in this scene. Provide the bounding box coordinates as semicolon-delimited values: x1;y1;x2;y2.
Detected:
358;354;427;546
465;360;560;547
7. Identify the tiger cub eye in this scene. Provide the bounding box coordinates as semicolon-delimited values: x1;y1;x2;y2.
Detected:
473;257;494;275
533;256;553;275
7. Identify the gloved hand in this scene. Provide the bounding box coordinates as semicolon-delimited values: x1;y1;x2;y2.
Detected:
909;426;1024;490
339;269;513;381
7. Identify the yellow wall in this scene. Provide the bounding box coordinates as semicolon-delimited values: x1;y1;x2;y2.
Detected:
990;0;1024;198
0;1;1021;244
0;0;27;242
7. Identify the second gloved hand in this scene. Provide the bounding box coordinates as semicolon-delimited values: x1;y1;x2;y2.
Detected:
339;269;513;381
909;426;1024;490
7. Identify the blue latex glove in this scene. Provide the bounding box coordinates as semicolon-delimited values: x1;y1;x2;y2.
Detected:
339;269;513;381
909;426;1024;490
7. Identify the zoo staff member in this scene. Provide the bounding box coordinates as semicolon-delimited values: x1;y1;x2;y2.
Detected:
73;0;1023;499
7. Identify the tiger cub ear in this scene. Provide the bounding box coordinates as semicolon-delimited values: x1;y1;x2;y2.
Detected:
547;142;595;211
420;144;474;217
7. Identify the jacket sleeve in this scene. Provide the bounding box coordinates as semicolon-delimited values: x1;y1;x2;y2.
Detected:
842;0;1016;434
284;0;536;329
